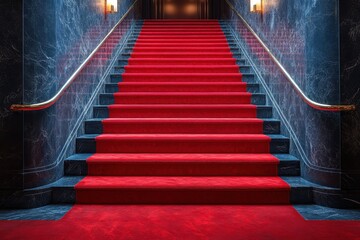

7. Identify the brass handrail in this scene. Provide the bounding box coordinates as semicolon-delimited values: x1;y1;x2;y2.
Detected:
225;0;355;112
11;0;138;111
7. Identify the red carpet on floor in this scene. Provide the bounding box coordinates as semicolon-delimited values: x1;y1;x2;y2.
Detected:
1;205;360;240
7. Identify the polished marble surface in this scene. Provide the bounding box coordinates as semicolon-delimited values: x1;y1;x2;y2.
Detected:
339;0;360;190
295;205;360;220
21;0;139;189
0;205;72;220
223;0;343;188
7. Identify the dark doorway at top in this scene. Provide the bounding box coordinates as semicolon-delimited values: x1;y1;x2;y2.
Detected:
142;0;221;19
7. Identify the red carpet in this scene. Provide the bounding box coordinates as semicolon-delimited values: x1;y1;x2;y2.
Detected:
75;19;290;204
1;205;360;240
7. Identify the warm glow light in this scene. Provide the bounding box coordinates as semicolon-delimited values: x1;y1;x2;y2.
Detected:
165;4;176;15
250;0;262;13
185;4;197;15
106;0;118;13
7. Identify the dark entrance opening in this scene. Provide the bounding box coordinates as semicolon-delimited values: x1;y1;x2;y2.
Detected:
141;0;221;19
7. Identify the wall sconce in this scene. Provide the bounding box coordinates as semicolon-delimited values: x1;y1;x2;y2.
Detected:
105;0;118;14
250;0;263;13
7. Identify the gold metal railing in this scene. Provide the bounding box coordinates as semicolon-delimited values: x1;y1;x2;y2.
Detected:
225;0;355;112
11;0;138;111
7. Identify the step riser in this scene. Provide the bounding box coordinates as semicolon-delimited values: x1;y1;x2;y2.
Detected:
76;139;289;154
116;75;243;83
93;106;273;118
130;48;238;53
121;59;239;65
76;189;290;204
116;65;249;73
126;53;237;58
132;43;237;47
108;108;257;118
123;67;240;73
136;36;228;39
107;84;255;93
90;122;263;134
100;94;264;105
133;40;235;44
97;140;270;154
87;164;278;176
112;74;252;83
65;162;299;177
85;120;279;135
64;155;299;177
52;185;307;204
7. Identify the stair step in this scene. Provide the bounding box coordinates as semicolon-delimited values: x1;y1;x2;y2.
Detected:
50;176;314;204
123;65;240;73
106;82;259;93
136;36;228;40
133;43;235;47
76;134;289;154
86;153;279;176
135;28;227;31
65;153;300;177
126;52;236;58
122;57;238;65
85;118;279;134
138;32;227;36
130;47;238;53
111;73;255;83
93;105;272;118
134;39;232;44
99;92;265;105
75;176;290;204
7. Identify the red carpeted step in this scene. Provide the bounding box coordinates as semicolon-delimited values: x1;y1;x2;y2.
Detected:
130;52;234;58
139;32;225;35
143;22;221;26
127;58;237;65
139;29;224;32
135;39;230;43
118;82;248;92
95;134;270;153
86;153;279;176
102;118;263;134
138;34;227;41
113;92;252;104
108;104;257;118
132;47;231;53
134;43;232;47
75;176;290;204
121;73;242;82
124;65;240;73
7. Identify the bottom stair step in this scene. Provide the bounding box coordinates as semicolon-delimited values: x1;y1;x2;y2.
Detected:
75;176;290;204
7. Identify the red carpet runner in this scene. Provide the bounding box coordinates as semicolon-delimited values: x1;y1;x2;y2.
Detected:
75;20;290;204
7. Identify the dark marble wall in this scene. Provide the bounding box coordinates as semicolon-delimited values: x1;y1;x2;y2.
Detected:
0;1;24;189
223;0;344;188
1;0;139;190
340;0;360;190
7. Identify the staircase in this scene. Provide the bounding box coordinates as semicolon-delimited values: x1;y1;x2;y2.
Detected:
53;20;310;205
